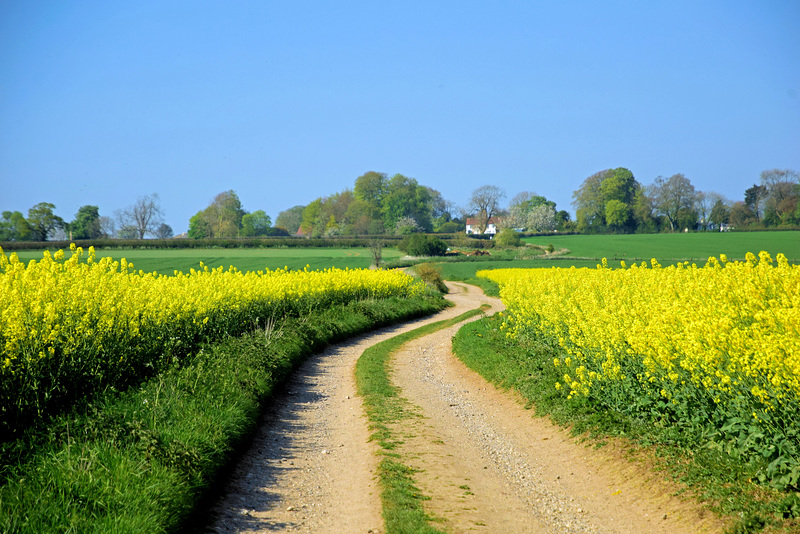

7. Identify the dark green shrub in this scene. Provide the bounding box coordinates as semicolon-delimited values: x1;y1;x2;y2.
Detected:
398;234;448;257
436;221;463;234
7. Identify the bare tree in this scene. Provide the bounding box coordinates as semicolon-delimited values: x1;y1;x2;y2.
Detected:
468;185;506;234
509;191;535;208
369;238;385;269
98;216;116;238
652;174;698;231
697;191;729;228
116;193;164;239
696;191;726;230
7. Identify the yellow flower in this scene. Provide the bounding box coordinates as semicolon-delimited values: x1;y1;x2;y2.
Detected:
477;250;800;408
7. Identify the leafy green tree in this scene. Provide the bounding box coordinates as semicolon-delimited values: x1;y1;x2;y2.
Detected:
240;210;272;237
69;205;102;239
600;168;637;204
437;221;462;234
572;171;606;232
275;205;305;235
676;207;700;231
604;199;630;230
188;211;211;238
354;171;387;231
188;190;245;238
573;168;638;233
27;202;64;241
728;202;753;227
207;190;245;238
343;198;373;235
426;187;454;230
382;175;433;232
324;214;340;237
323;190;355;234
354;171;387;210
632;187;657;232
299;191;356;237
0;211;32;241
555;210;571;231
523;195;556;211
744;184;768;223
709;199;731;227
300;198;323;236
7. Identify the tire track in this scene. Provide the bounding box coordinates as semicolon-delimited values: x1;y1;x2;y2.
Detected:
389;282;727;533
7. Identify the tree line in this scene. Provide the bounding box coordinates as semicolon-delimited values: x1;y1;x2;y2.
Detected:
570;167;800;234
0;194;172;242
2;167;797;242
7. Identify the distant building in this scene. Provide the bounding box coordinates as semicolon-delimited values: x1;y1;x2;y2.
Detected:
465;217;500;235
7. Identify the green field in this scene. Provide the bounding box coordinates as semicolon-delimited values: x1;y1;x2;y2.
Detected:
9;246;405;274
435;230;800;283
6;231;798;276
523;231;800;262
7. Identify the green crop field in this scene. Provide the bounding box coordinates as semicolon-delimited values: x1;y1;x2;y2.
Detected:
6;231;798;277
523;231;800;262
436;230;800;283
8;246;405;274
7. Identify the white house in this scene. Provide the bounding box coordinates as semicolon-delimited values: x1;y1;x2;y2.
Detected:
465;217;499;235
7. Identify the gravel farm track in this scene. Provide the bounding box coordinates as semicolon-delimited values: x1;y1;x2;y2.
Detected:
206;282;731;534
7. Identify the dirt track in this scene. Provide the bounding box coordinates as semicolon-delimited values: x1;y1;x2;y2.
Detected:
207;282;728;533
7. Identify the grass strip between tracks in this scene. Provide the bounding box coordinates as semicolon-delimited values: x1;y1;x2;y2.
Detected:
355;307;485;534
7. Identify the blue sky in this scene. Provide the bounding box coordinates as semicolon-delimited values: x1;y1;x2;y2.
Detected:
2;1;798;234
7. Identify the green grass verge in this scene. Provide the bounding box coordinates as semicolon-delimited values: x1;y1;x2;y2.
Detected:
0;295;447;534
355;308;484;534
452;314;800;534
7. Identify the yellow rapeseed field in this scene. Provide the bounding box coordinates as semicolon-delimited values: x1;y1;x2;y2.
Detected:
0;245;426;433
480;252;799;407
480;252;800;487
481;252;800;488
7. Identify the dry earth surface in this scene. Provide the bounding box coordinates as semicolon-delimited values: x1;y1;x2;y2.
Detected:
206;282;730;533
